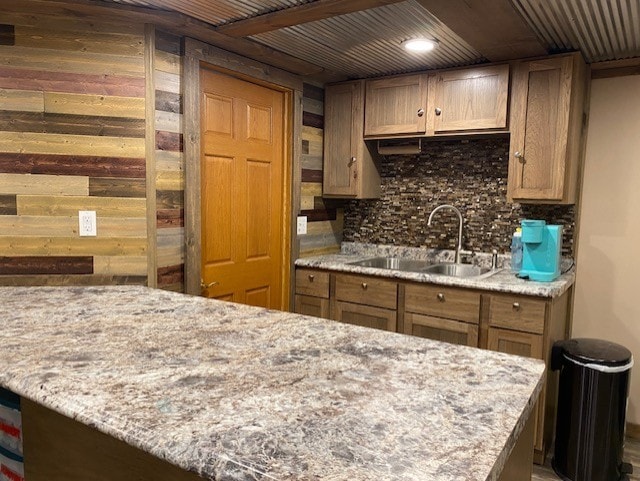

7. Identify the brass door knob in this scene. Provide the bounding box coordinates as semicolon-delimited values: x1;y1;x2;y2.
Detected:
200;279;219;289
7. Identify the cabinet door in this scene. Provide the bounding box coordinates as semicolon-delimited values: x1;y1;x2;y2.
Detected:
294;294;329;319
323;81;380;199
364;74;428;136
488;327;545;452
431;64;509;132
323;81;361;197
405;312;478;347
333;301;396;332
508;55;573;202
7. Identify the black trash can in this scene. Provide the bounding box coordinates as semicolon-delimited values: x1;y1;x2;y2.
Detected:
551;338;634;481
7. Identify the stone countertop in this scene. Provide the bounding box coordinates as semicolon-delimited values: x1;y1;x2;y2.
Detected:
296;252;575;298
0;286;545;481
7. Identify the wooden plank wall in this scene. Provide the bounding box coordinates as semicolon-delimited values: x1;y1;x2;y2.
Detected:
154;30;184;292
299;83;343;257
0;11;148;285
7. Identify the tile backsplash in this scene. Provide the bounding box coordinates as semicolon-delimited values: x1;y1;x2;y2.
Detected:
343;137;576;256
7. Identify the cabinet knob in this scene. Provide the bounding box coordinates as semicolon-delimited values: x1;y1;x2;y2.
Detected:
437;293;445;302
348;156;356;165
434;107;442;116
512;302;521;310
361;282;368;290
417;108;425;117
308;274;314;282
514;151;524;162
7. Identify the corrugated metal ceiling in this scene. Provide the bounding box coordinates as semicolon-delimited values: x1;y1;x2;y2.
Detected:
511;0;640;62
99;0;640;77
251;1;483;78
102;0;316;25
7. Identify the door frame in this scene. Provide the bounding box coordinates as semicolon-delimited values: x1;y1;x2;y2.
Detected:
183;38;303;309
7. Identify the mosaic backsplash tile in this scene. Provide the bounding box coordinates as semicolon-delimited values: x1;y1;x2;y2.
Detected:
343;138;576;257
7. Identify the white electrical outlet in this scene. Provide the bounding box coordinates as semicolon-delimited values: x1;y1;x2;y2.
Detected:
79;211;97;237
296;215;308;235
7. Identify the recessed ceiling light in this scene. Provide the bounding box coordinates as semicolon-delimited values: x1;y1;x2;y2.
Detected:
402;38;438;53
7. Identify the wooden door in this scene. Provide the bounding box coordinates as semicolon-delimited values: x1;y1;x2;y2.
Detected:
431;64;509;132
508;56;573;201
200;68;286;309
405;312;479;347
364;74;428;136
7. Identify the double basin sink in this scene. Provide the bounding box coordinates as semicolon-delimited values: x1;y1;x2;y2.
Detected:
348;256;500;279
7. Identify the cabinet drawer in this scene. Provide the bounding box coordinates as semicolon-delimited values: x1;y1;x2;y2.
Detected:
404;284;480;323
295;269;329;298
334;274;397;310
488;295;546;334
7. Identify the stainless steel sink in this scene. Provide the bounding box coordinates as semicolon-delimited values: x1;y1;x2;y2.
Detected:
422;263;500;279
348;257;431;272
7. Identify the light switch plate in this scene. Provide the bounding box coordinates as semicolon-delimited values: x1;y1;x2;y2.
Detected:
79;211;97;237
296;215;308;235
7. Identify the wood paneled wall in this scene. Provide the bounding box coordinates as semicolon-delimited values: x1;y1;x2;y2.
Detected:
0;10;148;285
0;5;339;289
153;30;184;292
299;83;343;257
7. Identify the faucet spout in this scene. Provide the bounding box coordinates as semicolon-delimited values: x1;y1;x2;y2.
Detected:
427;204;466;264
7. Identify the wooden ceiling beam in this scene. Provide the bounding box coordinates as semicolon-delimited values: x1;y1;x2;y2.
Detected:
415;0;547;61
216;0;406;37
5;0;329;77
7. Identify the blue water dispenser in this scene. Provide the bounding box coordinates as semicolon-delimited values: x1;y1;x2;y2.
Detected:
520;220;563;282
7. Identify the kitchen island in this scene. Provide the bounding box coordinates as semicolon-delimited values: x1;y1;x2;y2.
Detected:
0;286;544;481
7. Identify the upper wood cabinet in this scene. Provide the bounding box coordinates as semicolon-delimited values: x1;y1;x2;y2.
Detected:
323;80;380;199
429;64;509;133
364;74;428;136
508;53;588;204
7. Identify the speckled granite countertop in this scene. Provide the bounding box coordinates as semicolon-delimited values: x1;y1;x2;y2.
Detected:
296;243;575;298
0;286;545;481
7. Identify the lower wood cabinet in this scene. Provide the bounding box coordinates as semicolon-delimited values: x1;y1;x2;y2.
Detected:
293;267;570;464
294;294;329;318
405;312;478;346
403;283;480;347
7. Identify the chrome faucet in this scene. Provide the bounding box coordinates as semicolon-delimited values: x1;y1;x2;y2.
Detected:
427;204;471;264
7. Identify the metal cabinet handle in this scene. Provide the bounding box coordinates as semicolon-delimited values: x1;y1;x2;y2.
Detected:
512;302;521;310
200;279;219;289
417;108;425;117
308;274;315;282
361;282;368;290
434;107;442;116
437;293;445;302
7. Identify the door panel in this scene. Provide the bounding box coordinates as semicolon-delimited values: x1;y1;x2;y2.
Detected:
200;67;285;309
246;159;271;260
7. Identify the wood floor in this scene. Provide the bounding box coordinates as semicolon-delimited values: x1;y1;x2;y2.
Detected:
532;437;639;480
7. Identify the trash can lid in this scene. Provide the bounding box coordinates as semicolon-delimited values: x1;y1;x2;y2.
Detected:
562;338;632;367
